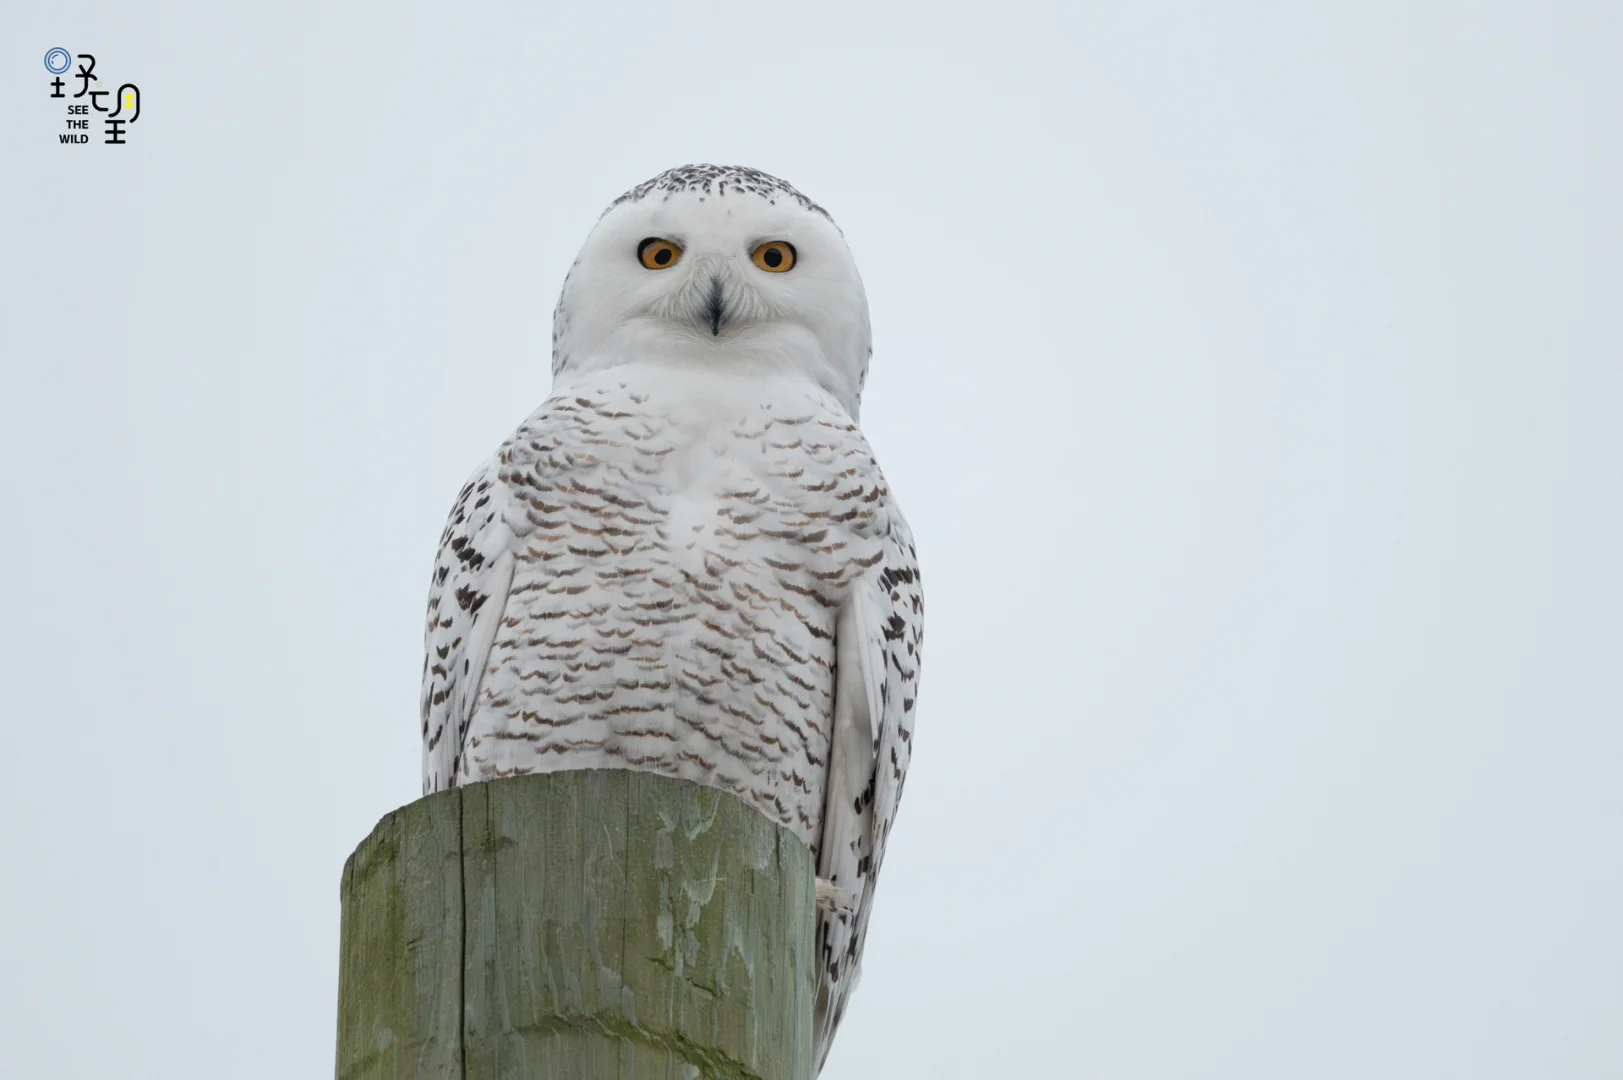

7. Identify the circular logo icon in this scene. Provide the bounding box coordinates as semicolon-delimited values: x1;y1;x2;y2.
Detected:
45;48;72;74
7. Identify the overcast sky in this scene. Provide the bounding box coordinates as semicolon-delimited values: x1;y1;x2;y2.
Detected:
3;3;1619;1078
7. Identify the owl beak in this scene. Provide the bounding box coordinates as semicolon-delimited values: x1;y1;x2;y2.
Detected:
705;276;727;336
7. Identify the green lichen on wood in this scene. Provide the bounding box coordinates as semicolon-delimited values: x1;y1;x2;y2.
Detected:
337;788;464;1079
336;771;815;1080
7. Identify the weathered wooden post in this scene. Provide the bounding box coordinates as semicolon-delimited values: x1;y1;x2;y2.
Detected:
336;769;817;1080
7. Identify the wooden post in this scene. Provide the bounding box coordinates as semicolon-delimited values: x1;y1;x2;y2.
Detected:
336;769;817;1080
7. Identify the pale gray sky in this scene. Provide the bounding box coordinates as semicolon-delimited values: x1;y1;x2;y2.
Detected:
2;3;1619;1077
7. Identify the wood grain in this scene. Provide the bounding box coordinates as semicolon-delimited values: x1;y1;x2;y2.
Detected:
337;771;815;1080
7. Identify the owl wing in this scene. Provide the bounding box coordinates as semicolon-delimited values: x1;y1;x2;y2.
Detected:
813;511;923;1072
421;455;519;794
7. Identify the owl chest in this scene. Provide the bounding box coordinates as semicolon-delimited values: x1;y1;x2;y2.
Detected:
502;434;870;670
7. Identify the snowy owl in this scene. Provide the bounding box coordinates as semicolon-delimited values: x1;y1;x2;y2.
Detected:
420;164;922;1069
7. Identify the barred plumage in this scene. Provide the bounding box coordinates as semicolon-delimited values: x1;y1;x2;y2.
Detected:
421;166;922;1070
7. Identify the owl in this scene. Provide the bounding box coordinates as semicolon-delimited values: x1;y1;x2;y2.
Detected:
420;164;922;1070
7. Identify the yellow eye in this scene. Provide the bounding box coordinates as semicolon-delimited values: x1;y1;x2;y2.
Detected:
751;241;797;273
638;238;683;270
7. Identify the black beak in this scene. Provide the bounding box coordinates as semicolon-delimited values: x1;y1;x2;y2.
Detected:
705;276;726;336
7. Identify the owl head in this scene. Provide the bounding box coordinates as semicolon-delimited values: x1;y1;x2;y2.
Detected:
550;165;873;419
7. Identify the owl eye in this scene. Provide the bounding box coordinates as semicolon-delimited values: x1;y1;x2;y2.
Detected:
638;238;683;270
751;241;797;273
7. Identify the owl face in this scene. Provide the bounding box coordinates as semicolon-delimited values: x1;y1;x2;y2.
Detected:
552;166;873;417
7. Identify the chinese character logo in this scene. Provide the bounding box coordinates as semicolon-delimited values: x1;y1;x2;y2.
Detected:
45;48;141;146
